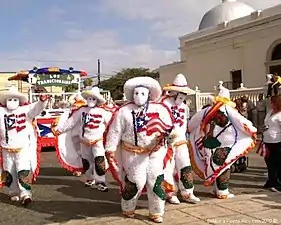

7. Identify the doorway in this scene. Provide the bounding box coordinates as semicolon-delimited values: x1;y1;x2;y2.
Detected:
231;70;242;89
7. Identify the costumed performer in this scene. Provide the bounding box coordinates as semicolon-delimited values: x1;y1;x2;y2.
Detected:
53;87;112;191
0;86;48;206
51;94;86;177
105;76;175;223
188;82;257;199
68;94;87;177
160;74;200;204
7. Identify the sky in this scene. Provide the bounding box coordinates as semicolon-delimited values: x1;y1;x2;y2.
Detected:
0;0;280;78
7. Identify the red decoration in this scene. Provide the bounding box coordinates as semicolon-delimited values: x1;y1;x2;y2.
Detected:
39;94;50;102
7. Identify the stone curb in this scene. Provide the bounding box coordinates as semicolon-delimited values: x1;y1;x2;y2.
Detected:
48;192;280;225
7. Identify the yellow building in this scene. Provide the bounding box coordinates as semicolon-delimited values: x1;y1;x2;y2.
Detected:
0;72;62;95
0;72;29;93
160;1;281;91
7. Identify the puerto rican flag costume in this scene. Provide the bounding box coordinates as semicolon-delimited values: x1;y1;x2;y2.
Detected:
160;73;200;204
104;77;175;223
53;87;113;191
0;86;48;206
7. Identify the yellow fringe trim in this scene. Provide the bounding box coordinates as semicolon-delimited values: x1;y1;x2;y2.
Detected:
149;213;162;220
216;194;228;199
174;140;188;147
1;147;21;153
187;141;205;180
123;211;135;218
0;171;5;183
80;138;103;146
121;141;162;154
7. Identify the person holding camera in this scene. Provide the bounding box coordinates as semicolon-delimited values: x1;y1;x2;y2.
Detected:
262;94;281;192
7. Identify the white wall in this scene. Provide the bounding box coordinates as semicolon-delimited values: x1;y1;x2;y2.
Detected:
160;14;281;92
159;61;186;87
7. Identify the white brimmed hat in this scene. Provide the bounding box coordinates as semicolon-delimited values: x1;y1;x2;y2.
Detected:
0;86;28;105
68;94;76;105
81;87;106;105
68;94;85;105
124;76;162;101
163;74;195;94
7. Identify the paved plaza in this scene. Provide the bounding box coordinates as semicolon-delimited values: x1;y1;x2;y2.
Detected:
55;192;281;225
0;151;278;225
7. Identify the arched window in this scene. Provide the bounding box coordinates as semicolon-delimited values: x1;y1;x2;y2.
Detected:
267;41;281;75
272;43;281;61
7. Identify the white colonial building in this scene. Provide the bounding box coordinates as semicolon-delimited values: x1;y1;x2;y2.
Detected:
159;0;281;92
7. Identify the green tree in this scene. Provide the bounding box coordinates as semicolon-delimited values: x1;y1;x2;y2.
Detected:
83;78;93;87
100;67;159;100
62;78;93;92
63;84;78;92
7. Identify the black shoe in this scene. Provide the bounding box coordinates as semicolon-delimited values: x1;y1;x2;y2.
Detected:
263;181;272;188
236;164;247;173
263;183;281;192
96;183;109;192
263;184;270;188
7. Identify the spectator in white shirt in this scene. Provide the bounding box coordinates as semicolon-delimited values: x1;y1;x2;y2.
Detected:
263;94;281;192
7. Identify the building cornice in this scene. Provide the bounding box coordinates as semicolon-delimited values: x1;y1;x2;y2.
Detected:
159;61;186;69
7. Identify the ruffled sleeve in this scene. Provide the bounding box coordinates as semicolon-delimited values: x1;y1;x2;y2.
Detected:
104;108;124;152
56;109;82;134
25;100;48;120
225;105;257;136
188;108;207;133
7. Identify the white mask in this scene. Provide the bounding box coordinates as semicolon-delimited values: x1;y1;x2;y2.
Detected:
6;97;20;111
175;93;187;106
133;87;149;106
86;97;97;108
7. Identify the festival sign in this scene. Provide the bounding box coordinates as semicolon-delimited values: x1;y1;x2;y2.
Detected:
35;74;75;87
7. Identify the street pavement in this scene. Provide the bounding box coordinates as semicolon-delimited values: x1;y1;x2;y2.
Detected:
55;193;281;224
0;150;271;225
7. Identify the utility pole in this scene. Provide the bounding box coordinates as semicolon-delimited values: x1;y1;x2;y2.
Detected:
97;59;101;87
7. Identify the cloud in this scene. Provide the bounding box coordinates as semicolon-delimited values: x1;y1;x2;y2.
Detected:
99;0;281;38
0;30;178;75
46;5;65;23
2;1;280;76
